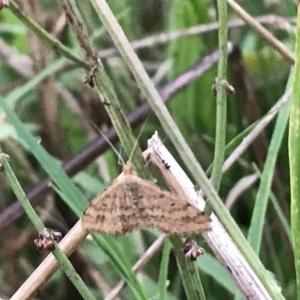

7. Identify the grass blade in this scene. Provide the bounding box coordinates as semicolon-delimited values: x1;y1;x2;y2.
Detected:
289;5;300;298
158;240;171;300
248;73;292;254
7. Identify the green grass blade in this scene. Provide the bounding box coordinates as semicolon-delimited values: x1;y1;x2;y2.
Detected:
234;73;293;300
197;253;237;295
158;240;171;300
269;192;291;244
248;74;292;254
1;97;87;214
289;5;300;298
4;58;66;107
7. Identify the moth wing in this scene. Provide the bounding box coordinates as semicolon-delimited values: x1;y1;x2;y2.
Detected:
133;177;211;236
82;177;141;235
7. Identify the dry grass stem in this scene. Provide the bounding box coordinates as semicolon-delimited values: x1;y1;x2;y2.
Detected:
227;0;294;64
10;221;88;300
146;132;273;299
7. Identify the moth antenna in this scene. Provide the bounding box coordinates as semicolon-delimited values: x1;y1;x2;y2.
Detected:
93;117;149;171
127;117;149;164
94;126;125;166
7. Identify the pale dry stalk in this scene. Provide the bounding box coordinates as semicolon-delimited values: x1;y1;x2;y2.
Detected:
10;221;87;300
146;132;273;300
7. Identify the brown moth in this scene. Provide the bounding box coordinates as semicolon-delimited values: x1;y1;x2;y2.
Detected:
82;162;211;236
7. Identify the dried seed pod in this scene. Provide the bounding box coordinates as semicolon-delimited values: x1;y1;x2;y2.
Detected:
182;238;204;261
34;228;62;252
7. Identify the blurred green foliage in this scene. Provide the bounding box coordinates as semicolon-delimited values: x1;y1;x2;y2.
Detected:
0;0;295;299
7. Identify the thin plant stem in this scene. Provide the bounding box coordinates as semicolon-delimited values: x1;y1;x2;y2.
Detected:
60;0;147;178
0;149;96;300
207;0;229;213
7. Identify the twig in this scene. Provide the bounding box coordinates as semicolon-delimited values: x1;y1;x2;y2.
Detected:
227;0;295;64
10;221;88;300
98;14;293;59
225;174;259;209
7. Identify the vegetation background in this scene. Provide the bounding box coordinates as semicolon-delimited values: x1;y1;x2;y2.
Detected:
0;0;296;299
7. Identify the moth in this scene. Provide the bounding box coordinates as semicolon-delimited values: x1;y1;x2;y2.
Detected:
82;162;211;236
